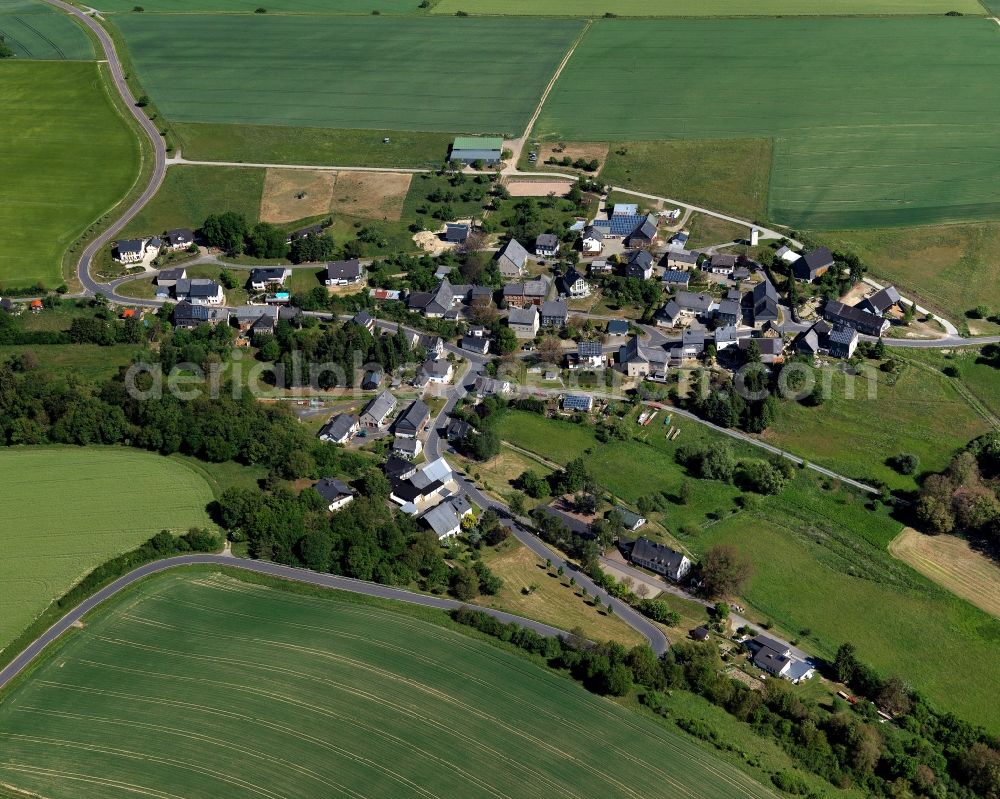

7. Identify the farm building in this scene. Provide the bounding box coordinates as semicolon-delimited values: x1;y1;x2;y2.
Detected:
503;278;548;308
823;300;890;336
507;305;540;339
449;136;503;165
793;248;834;282
494;238;530;279
628;537;692;582
857;285;903;317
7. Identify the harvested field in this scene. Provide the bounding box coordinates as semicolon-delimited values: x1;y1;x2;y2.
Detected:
332;171;412;220
890;528;1000;619
506;179;574;197
260;169;412;223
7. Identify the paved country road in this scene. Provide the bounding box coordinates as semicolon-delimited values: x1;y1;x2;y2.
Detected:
0;554;575;694
43;0;167;298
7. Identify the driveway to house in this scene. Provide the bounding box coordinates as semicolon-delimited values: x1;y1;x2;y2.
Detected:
0;553;574;694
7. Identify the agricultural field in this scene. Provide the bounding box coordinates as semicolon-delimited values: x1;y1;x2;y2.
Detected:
0;62;140;290
0;344;143;381
897;347;1000;419
820;223;1000;330
113;15;583;134
96;0;421;10
600;139;771;221
536;17;1000;230
121;165;265;239
764;361;992;491
0;0;92;60
260;168;412;224
0;447;215;655
0;569;784;799
889;528;1000;620
693;480;1000;733
172;123;454;168
432;0;982;14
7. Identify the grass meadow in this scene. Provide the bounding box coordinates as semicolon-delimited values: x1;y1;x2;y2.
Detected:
0;62;140;290
493;410;1000;732
0;0;92;60
537;17;1000;230
96;0;421;10
764;362;991;492
0;569;784;799
0;344;142;381
600;138;772;221
896;347;1000;419
113;15;583;134
0;447;215;656
433;0;982;14
121;165;265;238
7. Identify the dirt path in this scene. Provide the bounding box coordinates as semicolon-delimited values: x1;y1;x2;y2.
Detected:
503;19;593;172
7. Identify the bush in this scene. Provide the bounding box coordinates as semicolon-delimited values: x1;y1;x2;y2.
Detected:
888;452;920;475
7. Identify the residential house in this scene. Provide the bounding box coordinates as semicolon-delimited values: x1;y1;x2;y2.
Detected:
445;223;470;244
669;230;690;249
165;228;194;250
619;335;669;380
507;305;540;339
539;300;568;328
384;455;417;482
625;214;658;248
616;505;646;532
350;310;376;334
172;302;228;330
589;259;612;275
393;436;423;459
421;495;474;539
716;298;741;325
503;278;548;308
467;285;494;309
313;478;354;512
570;340;605;369
857;285;903;317
361;367;384;391
445;417;471;443
394;400;430;439
562;394;594;412
662;269;691;288
461;334;490;355
828;324;859;358
706;253;737;276
607;319;629;336
655;300;682;328
557;266;590;299
625;250;654;280
475;376;513;397
174;279;225;306
114;239;144;264
580;227;604;255
674;291;718;322
319;413;359;445
794;248;834;282
248;267;291;292
325;259;365;286
746;635;815;683
286;221;331;243
714;324;743;351
234;305;279;336
156;267;187;289
449;136;503;166
740;336;785;365
408;279;457;318
535;233;560;258
732;266;751;282
418;334;446;359
629;537;692;581
743;278;779;326
418;358;453;385
494;239;529;279
389;457;460;514
664;249;699;270
359;390;397;429
823;300;890;336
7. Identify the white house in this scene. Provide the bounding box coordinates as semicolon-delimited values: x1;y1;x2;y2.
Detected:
313;478;354;512
581;227;604;255
325;259;365;286
174;279;225;306
114;239;145;265
318;413;359;445
629;537;692;581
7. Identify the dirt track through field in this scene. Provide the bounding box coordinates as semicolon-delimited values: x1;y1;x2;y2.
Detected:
889;528;1000;618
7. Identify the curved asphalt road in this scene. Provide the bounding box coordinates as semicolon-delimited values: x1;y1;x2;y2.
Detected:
0;554;573;693
43;0;167;297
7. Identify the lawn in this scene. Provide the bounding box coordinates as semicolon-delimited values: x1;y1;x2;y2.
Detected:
600;139;772;221
536;17;1000;230
819;223;1000;328
685;213;753;249
0;569;783;799
0;62;140;290
0;344;143;381
0;447;215;656
121;165;265;238
0;0;93;60
693;480;1000;733
433;0;981;14
173;123;454;168
764;361;991;492
113;15;584;134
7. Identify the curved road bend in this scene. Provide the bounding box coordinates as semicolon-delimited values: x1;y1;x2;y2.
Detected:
0;554;575;694
43;0;167;296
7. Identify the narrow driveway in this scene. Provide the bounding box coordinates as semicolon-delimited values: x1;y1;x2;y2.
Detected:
0;554;574;693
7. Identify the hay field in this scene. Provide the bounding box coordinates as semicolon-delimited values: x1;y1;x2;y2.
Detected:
0;0;93;60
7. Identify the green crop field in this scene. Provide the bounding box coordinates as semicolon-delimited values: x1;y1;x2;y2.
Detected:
432;0;982;15
0;570;783;799
121;165;265;238
96;0;421;11
113;15;583;134
0;0;93;60
0;448;215;656
536;17;1000;230
694;481;1000;733
0;61;140;290
764;361;992;491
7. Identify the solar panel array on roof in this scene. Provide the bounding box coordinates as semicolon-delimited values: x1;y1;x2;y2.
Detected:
563;394;593;410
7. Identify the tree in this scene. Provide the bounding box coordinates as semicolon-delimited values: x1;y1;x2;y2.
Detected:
537;335;563;366
201;212;249;256
450;567;479;601
0;35;14;58
467;428;501;461
678;479;693;505
699;544;752;598
734;458;787;495
875;675;912;716
833;642;858;684
495;326;517;355
888;452;919;475
246;222;289;259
